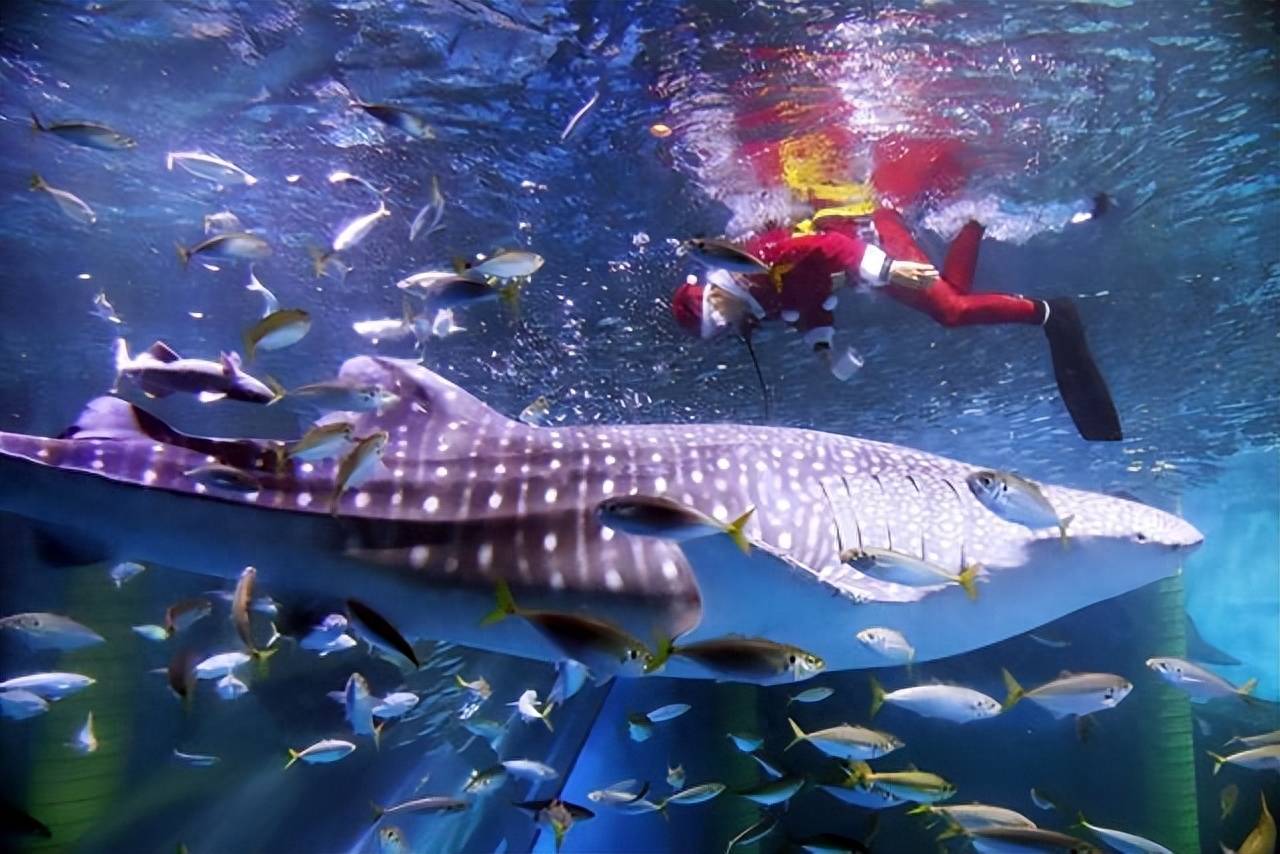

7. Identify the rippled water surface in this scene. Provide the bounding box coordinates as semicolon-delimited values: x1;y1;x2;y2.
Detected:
0;1;1276;852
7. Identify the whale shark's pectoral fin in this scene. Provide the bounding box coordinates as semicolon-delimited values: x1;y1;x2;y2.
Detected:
674;533;866;641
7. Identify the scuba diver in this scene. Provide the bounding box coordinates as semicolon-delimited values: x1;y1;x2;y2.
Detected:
670;135;1122;443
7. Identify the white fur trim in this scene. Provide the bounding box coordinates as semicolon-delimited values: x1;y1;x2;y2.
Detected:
859;244;888;285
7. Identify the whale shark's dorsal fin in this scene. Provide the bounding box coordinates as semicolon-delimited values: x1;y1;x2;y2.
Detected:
145;341;181;363
335;357;517;452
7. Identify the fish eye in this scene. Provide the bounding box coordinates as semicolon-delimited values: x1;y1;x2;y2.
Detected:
787;654;797;665
1135;532;1148;543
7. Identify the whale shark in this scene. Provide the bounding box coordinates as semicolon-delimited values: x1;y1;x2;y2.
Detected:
0;355;1203;681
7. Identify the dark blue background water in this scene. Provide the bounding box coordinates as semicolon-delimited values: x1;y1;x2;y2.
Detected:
0;1;1276;852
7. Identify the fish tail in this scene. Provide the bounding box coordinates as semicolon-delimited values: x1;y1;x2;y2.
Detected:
242;330;256;364
845;761;872;786
644;634;675;674
784;717;807;752
252;646;278;678
30;111;45;131
1237;677;1258;699
369;802;385;823
905;804;929;817
1059;514;1074;550
1001;668;1024;711
373;720;384;751
725;506;756;554
540;704;555;732
1207;751;1228;774
29;172;46;191
175;242;190;268
935;823;963;842
869;675;886;719
264;375;287;405
957;563;980;601
285;748;300;769
266;622;284;649
481;579;518;626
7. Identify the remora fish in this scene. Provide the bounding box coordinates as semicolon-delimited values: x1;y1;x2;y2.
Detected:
0;357;1203;678
30;174;96;224
114;339;275;404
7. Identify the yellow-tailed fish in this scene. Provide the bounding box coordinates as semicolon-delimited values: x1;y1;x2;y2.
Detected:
30;174;96;224
30;112;135;150
596;494;755;554
243;308;311;361
330;431;389;514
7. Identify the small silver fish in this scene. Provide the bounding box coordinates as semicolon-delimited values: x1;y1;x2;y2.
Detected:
370;796;469;820
1002;669;1132;718
843;762;956;805
109;561;146;588
454;674;492;700
726;815;778;853
30;112;135;150
328;169;383;197
331;432;390;513
510;689;554;731
131;624;168;642
91;292;123;325
286;739;356;768
548;659;589;706
726;732;763;753
785;718;902;760
350;98;435;141
344;672;380;742
588;780;650;807
870;676;1002;723
166;151;257;186
332;202;390;253
286;380;398;414
660;782;726;808
195;652;250;680
666;763;685;789
1078;818;1172;854
176;232;271;267
1208;744;1280;774
737;776;804;806
1146;657;1258;703
287;422;356;462
307;246;354;281
464;764;509;795
501;759;558;782
683;238;770;276
787;686;834;706
0;672;95;701
173;748;220;766
968;827;1098;853
463;250;544;280
520;396;551;427
560;90;600;142
371;692;419;719
856;628;915;663
30;174;95;224
0;613;104;650
245;267;279;317
409;175;445;242
967;470;1072;545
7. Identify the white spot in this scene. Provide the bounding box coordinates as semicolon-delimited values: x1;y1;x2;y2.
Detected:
445;556;459;574
494;463;507;475
691;470;705;484
602;527;615;542
792;450;805;461
602;479;615;495
651;452;663;463
410;545;430;568
549;571;566;590
36;448;49;459
151;444;165;454
777;498;792;512
301;462;315;474
391;491;403;507
91;459;105;470
355;492;371;509
194;484;207;494
488;492;503;510
448;421;460;431
478;543;493;569
550;459;562;471
812;462;825;472
436;465;448;477
778;531;793;549
543;533;558;552
605;455;617;465
143;469;157;484
712;504;728;521
716;457;730;471
551;441;564;450
297;492;312;508
661;559;679;580
393;469;405;479
605;570;624;591
654;476;668;494
423;496;440;513
545;487;558;503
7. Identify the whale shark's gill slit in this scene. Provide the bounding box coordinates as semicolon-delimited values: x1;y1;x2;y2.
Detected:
940;476;963;504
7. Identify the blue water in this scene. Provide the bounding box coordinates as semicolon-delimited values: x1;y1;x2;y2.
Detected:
0;1;1277;852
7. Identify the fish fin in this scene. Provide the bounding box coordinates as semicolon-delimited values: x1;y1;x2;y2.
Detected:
1206;751;1226;774
197;392;227;404
307;246;330;278
1059;514;1074;549
175;242;190;268
845;761;871;786
1001;668;1024;711
784;717;807;752
145;341;181;363
481;579;518;626
724;506;756;555
645;634;675;674
369;802;384;823
869;675;886;719
285;748;300;769
1075;714;1095;743
957;563;980;601
219;351;242;376
373;719;384;750
30;111;45;131
1237;677;1258;697
242;330;256;364
264;375;287;404
935;824;963;842
541;705;555;732
111;338;131;392
30;172;46;191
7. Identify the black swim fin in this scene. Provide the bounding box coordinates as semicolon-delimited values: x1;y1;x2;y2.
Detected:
1040;298;1122;441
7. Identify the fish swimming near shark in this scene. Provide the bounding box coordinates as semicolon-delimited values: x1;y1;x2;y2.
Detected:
0;356;1202;678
